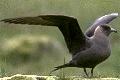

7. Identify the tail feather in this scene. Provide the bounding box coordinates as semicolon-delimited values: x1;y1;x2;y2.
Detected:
55;63;69;69
49;63;71;75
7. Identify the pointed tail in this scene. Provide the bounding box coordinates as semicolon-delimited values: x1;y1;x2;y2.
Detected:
49;63;72;75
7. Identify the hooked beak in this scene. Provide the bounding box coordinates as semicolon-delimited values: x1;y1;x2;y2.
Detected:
111;28;117;33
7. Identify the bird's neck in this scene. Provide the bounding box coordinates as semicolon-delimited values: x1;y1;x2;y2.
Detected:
93;27;109;40
92;30;110;47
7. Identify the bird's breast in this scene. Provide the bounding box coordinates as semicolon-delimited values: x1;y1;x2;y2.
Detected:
93;40;111;61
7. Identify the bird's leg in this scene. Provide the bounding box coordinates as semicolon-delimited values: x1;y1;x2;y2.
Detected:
83;68;89;77
91;67;94;77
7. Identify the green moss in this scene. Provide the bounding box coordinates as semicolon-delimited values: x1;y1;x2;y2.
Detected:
10;76;33;80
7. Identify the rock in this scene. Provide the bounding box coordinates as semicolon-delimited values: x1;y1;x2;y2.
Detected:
0;74;120;80
0;74;58;80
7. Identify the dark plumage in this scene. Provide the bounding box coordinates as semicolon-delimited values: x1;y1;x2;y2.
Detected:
0;13;118;77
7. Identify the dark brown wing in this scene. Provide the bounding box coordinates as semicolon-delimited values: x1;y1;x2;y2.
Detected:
1;15;86;55
85;13;118;37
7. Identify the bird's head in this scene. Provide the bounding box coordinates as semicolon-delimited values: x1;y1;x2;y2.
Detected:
94;24;117;36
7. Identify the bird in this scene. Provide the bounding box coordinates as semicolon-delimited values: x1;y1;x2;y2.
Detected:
0;13;118;77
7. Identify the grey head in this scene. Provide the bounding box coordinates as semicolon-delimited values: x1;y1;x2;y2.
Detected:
94;24;117;37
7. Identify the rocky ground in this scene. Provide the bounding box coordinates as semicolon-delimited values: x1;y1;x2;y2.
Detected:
0;74;119;80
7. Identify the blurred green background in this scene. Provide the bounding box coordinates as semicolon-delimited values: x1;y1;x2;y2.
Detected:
0;0;120;77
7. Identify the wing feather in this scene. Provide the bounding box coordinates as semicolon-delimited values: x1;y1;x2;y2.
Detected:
1;15;86;55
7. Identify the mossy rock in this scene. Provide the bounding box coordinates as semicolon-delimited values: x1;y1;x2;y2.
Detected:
0;74;119;80
1;74;58;80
